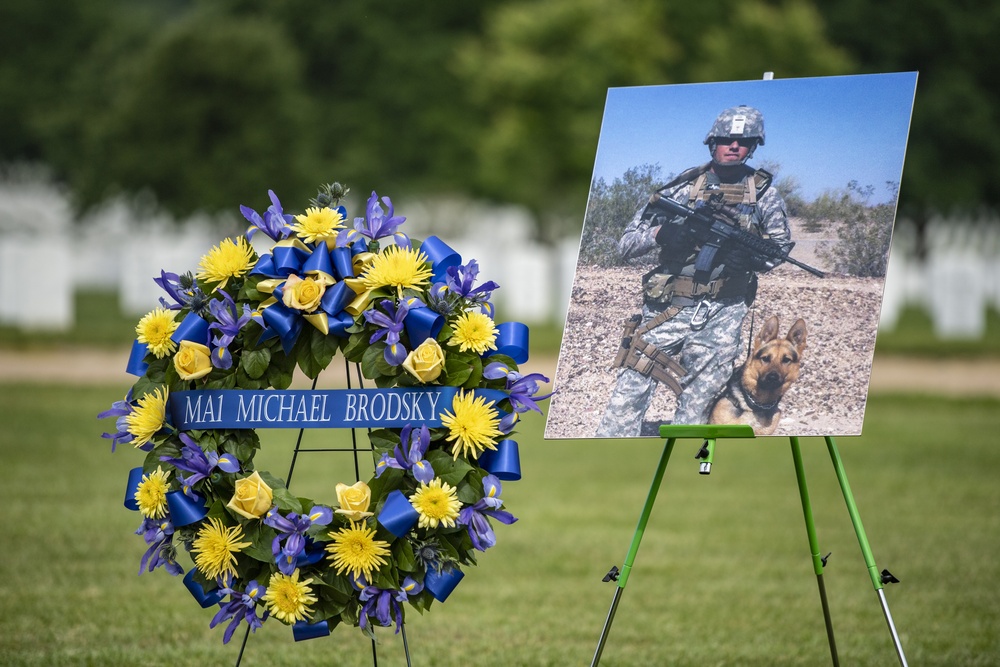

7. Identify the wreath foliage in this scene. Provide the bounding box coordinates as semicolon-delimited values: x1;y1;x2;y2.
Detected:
99;184;549;643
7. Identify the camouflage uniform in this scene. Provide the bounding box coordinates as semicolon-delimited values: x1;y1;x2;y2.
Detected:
597;107;790;437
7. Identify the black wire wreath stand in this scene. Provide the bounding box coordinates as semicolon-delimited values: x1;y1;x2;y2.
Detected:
232;356;413;667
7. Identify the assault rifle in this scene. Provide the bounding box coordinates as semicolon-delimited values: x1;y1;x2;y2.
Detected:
644;195;826;281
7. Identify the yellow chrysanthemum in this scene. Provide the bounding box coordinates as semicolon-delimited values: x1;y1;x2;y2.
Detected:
125;386;169;448
263;570;317;624
191;517;252;581
291;206;345;244
196;237;256;289
326;522;391;582
439;391;502;460
447;310;498;355
135;465;171;519
135;307;179;358
410;478;462;529
361;246;433;296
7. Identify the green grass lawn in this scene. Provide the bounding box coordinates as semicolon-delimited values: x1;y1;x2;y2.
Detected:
1;383;998;666
3;291;1000;359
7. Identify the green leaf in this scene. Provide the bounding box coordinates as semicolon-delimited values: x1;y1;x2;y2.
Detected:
393;539;418;573
442;353;474;386
361;341;386;380
241;347;271;380
425;449;474;487
295;330;322;379
461;354;484;389
456;480;482;505
241;521;279;562
343;332;368;362
367;428;400;452
310;328;339;372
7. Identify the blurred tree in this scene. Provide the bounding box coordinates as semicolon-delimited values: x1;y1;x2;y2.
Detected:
60;13;317;216
218;0;501;200
0;0;122;161
579;164;662;266
457;0;852;241
817;0;1000;253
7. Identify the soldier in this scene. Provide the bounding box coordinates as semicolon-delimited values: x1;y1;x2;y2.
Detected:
596;105;792;437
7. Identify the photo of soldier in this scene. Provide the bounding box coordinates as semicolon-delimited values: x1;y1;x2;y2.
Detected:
596;105;796;436
545;73;917;439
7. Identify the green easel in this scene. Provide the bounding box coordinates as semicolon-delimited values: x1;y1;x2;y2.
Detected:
590;424;908;667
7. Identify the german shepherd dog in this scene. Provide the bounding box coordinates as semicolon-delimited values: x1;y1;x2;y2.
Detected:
709;315;807;435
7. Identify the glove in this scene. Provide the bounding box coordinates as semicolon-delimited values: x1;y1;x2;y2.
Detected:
724;248;768;273
654;220;690;248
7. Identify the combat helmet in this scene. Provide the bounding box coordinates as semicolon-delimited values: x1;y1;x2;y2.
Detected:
704;105;765;164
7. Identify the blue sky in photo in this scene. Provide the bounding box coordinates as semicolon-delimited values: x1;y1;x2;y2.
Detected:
591;72;918;204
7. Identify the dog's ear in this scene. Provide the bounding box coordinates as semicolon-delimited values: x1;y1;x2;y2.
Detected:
787;319;807;354
756;315;780;347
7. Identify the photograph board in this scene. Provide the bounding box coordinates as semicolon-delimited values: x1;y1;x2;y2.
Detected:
545;72;918;438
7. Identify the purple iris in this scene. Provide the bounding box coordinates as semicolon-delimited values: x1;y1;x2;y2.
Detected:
210;577;269;644
136;518;184;576
445;259;499;306
160;433;240;499
241;190;293;242
263;506;333;576
458;474;517;552
483;363;554;431
375;425;434;484
355;576;422;633
363;299;410;366
207;291;253;370
98;392;135;452
153;270;208;313
336;191;409;249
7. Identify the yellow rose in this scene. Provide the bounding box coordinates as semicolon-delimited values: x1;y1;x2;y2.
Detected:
282;274;326;312
401;338;445;383
335;481;373;521
227;471;273;520
173;340;213;381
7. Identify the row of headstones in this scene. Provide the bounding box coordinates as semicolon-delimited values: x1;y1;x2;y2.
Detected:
0;219;580;331
0;184;997;338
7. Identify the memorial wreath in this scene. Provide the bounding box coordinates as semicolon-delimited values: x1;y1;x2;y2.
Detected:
99;183;549;643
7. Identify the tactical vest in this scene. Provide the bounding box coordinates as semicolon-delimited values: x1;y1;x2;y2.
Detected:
645;164;773;307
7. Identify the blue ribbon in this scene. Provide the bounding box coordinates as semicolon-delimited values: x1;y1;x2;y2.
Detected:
171;311;209;346
166;490;208;527
124;466;144;510
257;301;304;354
420;236;461;281
378;490;419;538
169;388;509;430
295;537;326;567
184;569;226;608
293;619;331;642
403;306;444;345
126;340;149;377
253;240;358;353
424;566;465;602
478;439;521;481
486;321;530;364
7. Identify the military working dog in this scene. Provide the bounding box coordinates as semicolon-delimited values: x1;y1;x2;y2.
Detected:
709;315;807;435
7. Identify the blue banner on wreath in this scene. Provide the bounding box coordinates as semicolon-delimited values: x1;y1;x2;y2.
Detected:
170;388;509;429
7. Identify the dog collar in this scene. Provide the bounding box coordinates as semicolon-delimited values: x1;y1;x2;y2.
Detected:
741;386;780;413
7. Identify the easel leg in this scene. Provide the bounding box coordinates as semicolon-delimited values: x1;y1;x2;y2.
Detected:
790;437;840;666
825;436;908;667
591;438;676;667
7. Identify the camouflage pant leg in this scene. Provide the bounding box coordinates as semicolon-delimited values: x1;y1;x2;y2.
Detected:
596;366;659;437
596;302;748;436
670;302;748;424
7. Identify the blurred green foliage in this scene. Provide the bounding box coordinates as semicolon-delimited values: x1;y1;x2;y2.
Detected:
0;0;996;237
